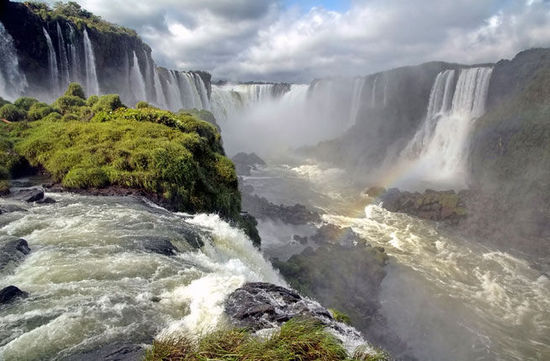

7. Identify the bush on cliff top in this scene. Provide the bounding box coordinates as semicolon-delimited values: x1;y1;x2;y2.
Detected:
2;83;240;219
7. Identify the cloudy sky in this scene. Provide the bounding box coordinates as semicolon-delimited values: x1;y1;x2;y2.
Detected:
64;0;550;82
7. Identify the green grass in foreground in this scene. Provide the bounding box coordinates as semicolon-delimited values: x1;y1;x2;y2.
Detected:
144;318;391;361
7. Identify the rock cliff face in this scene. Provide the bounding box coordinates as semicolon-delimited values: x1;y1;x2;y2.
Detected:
0;1;211;110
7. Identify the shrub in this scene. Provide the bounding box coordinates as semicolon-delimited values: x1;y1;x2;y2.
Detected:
28;102;55;121
64;82;86;99
53;95;86;114
136;101;154;109
0;97;10;107
86;95;99;106
0;104;27;122
92;94;124;112
14;97;39;111
62;166;109;188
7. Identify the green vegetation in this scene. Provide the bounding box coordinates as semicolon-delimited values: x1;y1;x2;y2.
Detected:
329;308;352;325
144;318;390;361
0;83;241;220
24;1;137;36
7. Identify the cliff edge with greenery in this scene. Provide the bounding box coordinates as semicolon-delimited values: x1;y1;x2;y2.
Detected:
0;83;259;243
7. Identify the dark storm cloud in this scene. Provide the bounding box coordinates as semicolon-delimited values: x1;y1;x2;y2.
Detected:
66;0;550;82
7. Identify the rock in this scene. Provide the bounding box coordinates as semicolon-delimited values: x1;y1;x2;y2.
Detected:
36;197;56;204
10;187;44;202
0;285;28;304
376;187;466;223
0;204;27;214
241;191;321;225
0;238;31;271
225;282;333;331
293;235;308;244
61;343;144;361
141;239;177;256
232;152;266;176
310;224;361;246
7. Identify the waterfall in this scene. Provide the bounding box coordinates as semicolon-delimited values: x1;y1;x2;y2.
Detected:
129;51;147;103
371;76;378;107
166;70;184;111
42;27;60;96
349;77;366;125
180;73;204;109
193;73;211;110
67;24;80;83
153;66;167;109
402;67;493;187
56;22;70;88
83;29;99;95
0;22;27;100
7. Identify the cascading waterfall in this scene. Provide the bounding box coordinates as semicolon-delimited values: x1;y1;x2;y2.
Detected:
371;76;378;107
42;27;60;96
180;73;205;110
67;24;81;83
0;22;27;100
56;22;70;88
129;51;147;103
349;77;366;125
401;67;493;187
83;29;99;96
166;70;184;111
153;67;168;109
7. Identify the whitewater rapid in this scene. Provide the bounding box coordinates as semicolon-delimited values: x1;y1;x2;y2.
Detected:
0;192;283;360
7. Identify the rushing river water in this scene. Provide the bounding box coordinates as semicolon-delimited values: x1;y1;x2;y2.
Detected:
243;161;550;361
0;192;283;360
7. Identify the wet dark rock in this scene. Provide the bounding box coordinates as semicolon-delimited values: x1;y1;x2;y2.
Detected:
62;343;144;361
371;187;467;224
241;192;321;225
0;204;27;214
225;282;333;331
232;152;266;176
236;212;261;248
0;238;31;271
36;197;56;204
293;234;308;244
310;224;361;246
9;187;44;202
141;239;177;256
0;285;28;304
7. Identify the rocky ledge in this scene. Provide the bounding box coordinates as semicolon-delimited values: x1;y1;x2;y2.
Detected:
367;187;467;224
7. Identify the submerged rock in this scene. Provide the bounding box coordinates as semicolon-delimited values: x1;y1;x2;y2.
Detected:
9;187;44;202
0;285;28;304
141;238;177;256
241;191;321;225
0;204;26;214
62;343;144;361
0;238;31;272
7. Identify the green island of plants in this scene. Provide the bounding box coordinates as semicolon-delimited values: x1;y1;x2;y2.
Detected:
0;83;248;228
144;318;391;361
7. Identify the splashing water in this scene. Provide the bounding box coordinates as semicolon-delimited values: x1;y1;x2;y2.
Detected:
324;205;550;361
0;193;283;360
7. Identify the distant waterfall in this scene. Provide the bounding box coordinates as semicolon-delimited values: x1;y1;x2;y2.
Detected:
129;51;147;103
349;77;366;125
371;76;378;107
42;27;60;96
166;70;183;111
56;22;70;88
83;29;99;95
0;22;27;100
210;83;290;121
67;24;81;83
153;67;167;109
402;67;493;187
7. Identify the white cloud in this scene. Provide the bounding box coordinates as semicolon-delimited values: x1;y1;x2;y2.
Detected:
66;0;550;82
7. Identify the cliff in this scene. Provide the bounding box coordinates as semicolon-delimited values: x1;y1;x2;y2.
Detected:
0;1;211;111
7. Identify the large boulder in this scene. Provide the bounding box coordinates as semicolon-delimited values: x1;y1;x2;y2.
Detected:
0;285;28;304
232;152;266;176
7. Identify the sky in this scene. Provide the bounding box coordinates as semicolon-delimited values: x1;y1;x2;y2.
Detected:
46;0;550;82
